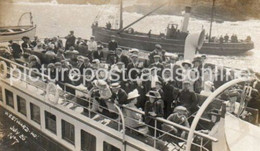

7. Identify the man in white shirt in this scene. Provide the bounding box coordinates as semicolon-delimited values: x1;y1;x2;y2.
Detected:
87;36;97;52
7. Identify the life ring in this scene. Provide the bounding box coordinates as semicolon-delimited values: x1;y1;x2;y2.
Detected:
0;61;8;78
46;82;60;105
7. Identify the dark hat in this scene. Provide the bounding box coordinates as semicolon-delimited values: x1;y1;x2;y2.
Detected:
204;63;215;69
22;36;29;40
228;90;240;97
109;51;116;55
201;54;207;58
178;53;184;57
192;57;202;64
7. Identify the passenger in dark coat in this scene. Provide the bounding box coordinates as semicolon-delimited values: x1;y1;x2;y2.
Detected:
21;36;33;52
9;40;22;58
93;45;104;61
148;44;164;64
144;91;164;136
149;55;164;75
65;31;76;50
115;48;129;66
178;81;198;113
108;35;118;51
110;83;129;105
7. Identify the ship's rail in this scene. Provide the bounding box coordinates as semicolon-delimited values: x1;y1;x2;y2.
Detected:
0;56;218;151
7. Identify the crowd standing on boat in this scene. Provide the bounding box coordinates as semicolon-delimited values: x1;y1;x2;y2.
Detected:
3;30;260;141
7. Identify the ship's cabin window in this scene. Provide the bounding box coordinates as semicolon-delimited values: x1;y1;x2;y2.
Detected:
5;89;14;108
62;120;75;145
45;111;56;134
30;103;41;124
81;130;96;151
0;86;3;102
17;96;27;116
103;142;120;151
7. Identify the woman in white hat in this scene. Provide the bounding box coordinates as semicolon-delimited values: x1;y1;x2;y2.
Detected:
123;89;144;129
89;80;112;112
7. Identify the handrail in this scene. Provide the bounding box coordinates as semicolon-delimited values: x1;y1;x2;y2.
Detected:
0;56;219;149
122;104;218;142
114;104;126;151
185;78;253;151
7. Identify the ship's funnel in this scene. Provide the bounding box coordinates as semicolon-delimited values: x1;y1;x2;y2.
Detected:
184;29;205;60
181;6;192;32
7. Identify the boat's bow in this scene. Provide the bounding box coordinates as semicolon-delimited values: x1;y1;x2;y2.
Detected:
224;113;260;151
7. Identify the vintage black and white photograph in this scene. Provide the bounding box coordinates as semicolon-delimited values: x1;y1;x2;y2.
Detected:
0;0;259;151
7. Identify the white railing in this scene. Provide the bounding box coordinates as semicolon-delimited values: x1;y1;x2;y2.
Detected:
0;56;218;151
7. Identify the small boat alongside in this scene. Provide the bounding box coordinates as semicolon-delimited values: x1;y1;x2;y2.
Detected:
0;12;36;42
92;1;254;55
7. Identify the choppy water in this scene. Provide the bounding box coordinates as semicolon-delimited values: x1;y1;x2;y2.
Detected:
0;1;260;149
0;1;260;71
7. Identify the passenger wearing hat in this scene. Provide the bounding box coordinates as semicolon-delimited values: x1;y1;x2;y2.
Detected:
9;40;23;59
106;51;117;65
87;36;97;52
110;82;128;105
149;55;164;75
92;59;100;70
56;48;65;62
21;36;33;52
124;89;144;129
77;56;91;74
148;44;163;64
128;48;139;55
108;35;118;51
224;90;241;114
66;48;79;67
127;53;142;80
144;90;164;136
90;80;112;113
46;63;56;79
178;80;198;113
162;106;190;142
116;48;129;66
65;31;76;50
93;45;104;61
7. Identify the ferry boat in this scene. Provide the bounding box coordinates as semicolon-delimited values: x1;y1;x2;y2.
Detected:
0;12;36;42
0;32;260;151
92;1;254;55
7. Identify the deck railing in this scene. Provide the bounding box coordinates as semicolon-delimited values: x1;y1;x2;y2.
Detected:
0;56;218;151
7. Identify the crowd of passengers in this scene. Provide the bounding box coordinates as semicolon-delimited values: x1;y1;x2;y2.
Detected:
5;31;260;141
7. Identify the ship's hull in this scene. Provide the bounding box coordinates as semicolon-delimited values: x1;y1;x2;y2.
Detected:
0;25;36;42
0;106;70;151
92;27;254;55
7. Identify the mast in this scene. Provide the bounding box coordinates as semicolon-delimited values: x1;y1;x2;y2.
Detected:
208;0;216;42
118;2;168;33
119;0;123;30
